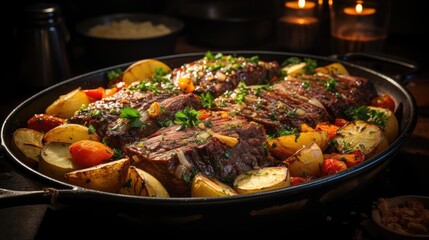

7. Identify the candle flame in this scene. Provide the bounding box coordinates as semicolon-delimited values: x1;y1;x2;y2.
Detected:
355;3;363;14
298;0;306;8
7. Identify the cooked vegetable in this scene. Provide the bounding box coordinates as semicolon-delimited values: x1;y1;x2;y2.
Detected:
367;106;399;144
315;62;350;75
12;128;44;168
284;142;324;177
43;123;99;144
122;59;171;85
191;172;238;197
69;140;114;168
321;158;348;175
38;142;81;181
267;125;329;159
233;166;290;194
333;120;389;158
45;88;90;119
27;114;65;133
65;158;130;193
371;94;395;112
119;166;169;197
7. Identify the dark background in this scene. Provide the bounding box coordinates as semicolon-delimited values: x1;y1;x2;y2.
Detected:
3;0;429;90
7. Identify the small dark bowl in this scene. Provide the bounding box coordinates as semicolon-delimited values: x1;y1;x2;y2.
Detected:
371;195;429;240
76;13;184;66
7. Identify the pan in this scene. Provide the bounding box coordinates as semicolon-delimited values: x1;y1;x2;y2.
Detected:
0;51;418;223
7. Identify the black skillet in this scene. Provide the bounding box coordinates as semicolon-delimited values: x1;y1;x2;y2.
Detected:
0;51;418;223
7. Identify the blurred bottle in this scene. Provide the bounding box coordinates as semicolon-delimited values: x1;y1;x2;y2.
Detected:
16;3;71;90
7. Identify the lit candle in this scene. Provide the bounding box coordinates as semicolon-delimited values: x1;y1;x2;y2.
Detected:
343;3;376;16
278;0;319;52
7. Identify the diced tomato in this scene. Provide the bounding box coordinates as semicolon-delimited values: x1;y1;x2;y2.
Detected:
321;158;347;176
198;109;211;120
84;87;105;102
334;118;349;127
290;176;313;185
371;94;395;112
69;140;114;168
323;150;365;168
27;114;65;132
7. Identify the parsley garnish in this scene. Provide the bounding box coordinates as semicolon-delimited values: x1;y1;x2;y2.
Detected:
200;92;215;108
120;107;143;127
303;58;317;74
174;107;202;130
234;82;249;103
281;57;301;67
107;68;123;80
325;77;338;92
345;106;388;127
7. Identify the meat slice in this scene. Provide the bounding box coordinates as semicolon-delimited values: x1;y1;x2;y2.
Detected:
124;112;274;197
171;52;281;98
273;73;378;119
69;81;202;149
212;82;330;134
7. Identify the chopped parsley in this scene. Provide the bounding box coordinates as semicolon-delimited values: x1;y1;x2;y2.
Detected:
303;58;317;74
174;107;202;130
200;92;215;108
325;77;338;92
120;107;143;127
345;106;388;127
107;68;123;80
234;82;249;103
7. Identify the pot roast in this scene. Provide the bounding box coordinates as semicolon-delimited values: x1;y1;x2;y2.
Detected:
69;53;378;196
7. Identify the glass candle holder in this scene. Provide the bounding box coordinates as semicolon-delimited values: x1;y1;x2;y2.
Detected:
330;0;391;55
277;0;319;53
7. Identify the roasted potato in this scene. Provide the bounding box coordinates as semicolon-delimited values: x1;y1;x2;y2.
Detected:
43;123;99;144
334;120;389;158
38;142;81;181
282;62;306;75
315;62;350;75
367;106;399;144
12;128;44;168
267;127;329;159
65;158;130;193
191;172;238;197
119;166;169;197
233;166;290;194
284;142;324;177
45;88;90;119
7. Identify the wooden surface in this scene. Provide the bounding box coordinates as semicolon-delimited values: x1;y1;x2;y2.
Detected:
1;37;429;239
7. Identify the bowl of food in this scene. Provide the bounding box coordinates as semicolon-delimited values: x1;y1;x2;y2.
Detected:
75;13;184;66
372;195;429;240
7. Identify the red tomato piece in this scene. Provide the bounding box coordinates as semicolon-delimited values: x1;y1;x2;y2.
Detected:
371;94;395;112
69;140;114;168
321;158;347;176
84;87;105;102
334;118;349;127
27;113;65;133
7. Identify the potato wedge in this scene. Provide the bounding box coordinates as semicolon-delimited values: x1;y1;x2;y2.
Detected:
267;129;329;159
315;62;350;75
334;120;389;158
367;106;399;144
233;166;290;194
65;158;130;193
191;172;238;197
282;62;306;75
12;128;44;168
38;142;81;181
45;88;90;119
284;142;324;177
119;166;169;197
43;123;99;144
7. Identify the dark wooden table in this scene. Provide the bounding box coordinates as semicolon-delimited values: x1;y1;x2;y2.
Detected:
1;34;428;239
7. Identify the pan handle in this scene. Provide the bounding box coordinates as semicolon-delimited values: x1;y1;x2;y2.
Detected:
0;187;72;208
328;52;419;85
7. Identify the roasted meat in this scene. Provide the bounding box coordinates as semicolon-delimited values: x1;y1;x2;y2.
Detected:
171;52;281;98
212;82;331;134
69;81;202;149
124;111;274;196
273;73;378;119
